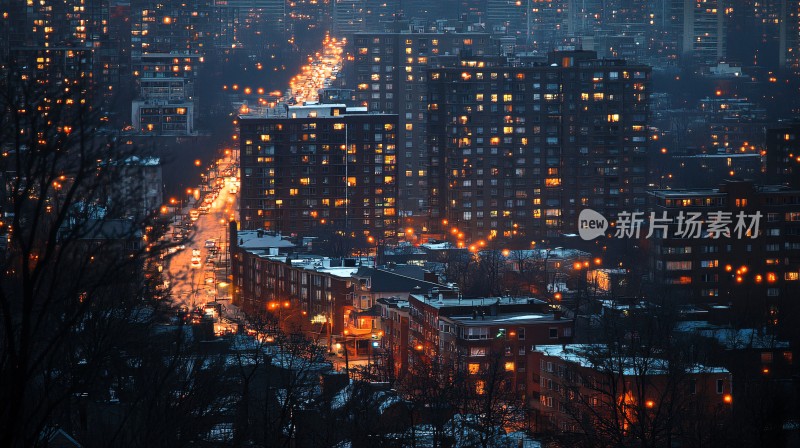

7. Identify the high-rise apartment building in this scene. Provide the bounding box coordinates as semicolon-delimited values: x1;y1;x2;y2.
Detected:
129;0;215;135
351;28;493;214
130;53;200;135
238;103;399;239
778;0;800;73
766;122;800;188
1;0;121;105
333;0;366;36
213;0;287;50
647;180;800;307
680;0;729;66
426;50;649;245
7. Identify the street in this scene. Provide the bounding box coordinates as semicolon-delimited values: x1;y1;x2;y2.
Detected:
163;155;241;332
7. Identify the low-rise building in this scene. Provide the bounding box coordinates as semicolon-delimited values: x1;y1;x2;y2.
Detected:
530;344;732;436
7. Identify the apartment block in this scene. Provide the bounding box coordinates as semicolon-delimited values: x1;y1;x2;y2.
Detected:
238;103;399;238
647;180;800;307
351;29;493;214
427;50;650;245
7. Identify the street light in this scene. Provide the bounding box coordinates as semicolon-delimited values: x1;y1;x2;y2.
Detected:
543;246;563;297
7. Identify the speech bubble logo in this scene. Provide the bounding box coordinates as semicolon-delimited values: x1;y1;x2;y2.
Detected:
578;209;608;240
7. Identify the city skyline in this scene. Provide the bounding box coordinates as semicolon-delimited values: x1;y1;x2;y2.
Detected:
2;1;800;447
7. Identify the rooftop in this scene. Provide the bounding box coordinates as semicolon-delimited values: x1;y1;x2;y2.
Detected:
410;294;546;310
240;102;394;120
534;344;729;375
237;230;295;250
446;312;561;326
353;265;447;293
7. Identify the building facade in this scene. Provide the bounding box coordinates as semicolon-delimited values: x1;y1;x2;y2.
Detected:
238;103;399;239
766;122;800;188
231;243;357;335
427;50;650;245
529;344;732;435
647;180;800;307
351;29;493;214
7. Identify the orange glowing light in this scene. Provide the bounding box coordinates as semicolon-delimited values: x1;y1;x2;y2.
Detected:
767;273;777;283
723;394;733;404
645;400;655;409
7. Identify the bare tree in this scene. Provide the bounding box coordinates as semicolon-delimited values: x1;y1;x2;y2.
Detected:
549;303;734;448
454;347;528;448
0;53;220;446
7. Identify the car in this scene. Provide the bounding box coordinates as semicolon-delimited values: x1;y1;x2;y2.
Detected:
189;210;200;221
192;249;201;257
204;239;217;249
178;244;186;250
190;259;201;269
167;247;178;254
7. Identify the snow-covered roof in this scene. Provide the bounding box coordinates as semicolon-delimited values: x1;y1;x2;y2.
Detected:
237;230;295;249
701;328;790;350
420;241;453;250
534;344;729;375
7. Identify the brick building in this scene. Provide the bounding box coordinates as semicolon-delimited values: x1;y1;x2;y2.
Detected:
231;229;357;335
529;344;732;436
